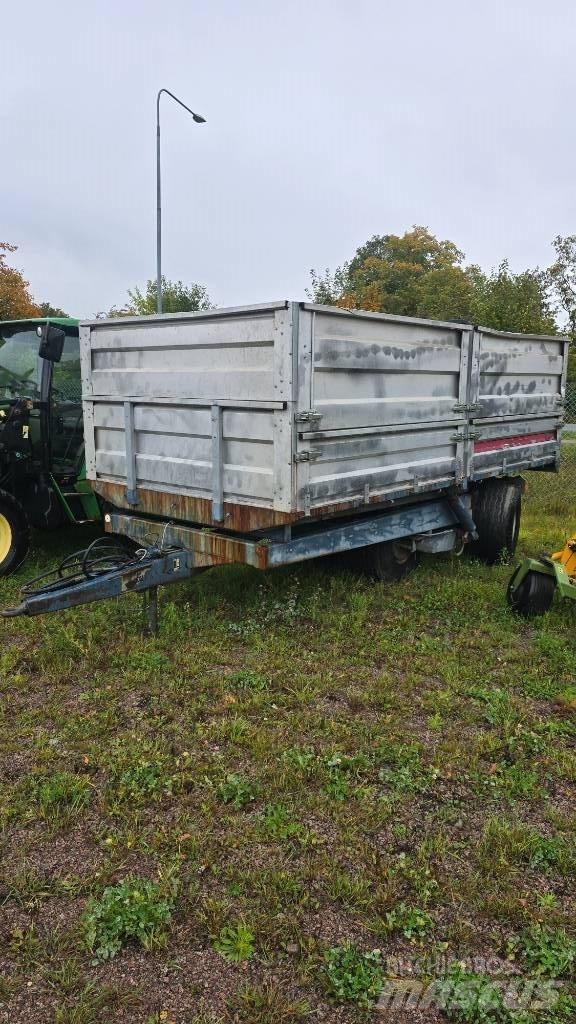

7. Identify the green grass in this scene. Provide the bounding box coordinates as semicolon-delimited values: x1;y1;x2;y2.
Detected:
0;477;575;1020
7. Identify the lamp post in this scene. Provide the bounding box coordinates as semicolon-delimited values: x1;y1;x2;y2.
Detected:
156;88;206;314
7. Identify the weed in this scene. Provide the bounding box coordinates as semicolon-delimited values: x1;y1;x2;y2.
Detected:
326;871;372;911
82;876;175;962
231;981;310;1022
0;976;17;1000
385;901;433;939
261;803;304;842
469;687;518;730
29;771;92;821
212;921;255;961
435;964;513;1023
513;924;576;978
282;746;315;773
322;944;383;1007
109;760;172;803
216;774;256;809
230;670;268;691
53;982;139;1024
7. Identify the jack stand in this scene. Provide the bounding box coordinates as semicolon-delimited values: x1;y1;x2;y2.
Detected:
143;586;159;635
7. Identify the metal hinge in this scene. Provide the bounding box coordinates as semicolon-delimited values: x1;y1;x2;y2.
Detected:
295;409;322;425
451;431;465;442
453;401;481;414
295;448;322;462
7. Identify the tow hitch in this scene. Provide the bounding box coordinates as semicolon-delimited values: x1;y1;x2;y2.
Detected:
1;537;192;633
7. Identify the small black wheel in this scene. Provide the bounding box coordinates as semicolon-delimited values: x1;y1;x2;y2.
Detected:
361;539;419;582
0;489;30;577
469;478;522;564
507;565;556;617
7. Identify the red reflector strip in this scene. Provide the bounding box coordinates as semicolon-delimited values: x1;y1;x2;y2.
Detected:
474;431;556;454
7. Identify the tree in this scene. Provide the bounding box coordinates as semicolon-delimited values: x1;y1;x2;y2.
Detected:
308;226;474;320
548;235;576;334
0;243;41;320
37;301;70;318
547;234;576;379
469;261;556;335
308;226;555;335
105;277;213;318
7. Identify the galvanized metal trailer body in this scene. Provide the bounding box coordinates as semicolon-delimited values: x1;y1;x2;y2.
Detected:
1;302;568;626
80;302;567;530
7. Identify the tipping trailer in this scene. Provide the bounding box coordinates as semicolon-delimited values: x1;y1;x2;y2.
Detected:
2;301;568;628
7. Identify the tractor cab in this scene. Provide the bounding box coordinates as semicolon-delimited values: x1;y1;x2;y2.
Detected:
0;317;100;575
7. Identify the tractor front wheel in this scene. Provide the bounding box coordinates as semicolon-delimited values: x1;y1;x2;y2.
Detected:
0;490;30;577
507;564;556;617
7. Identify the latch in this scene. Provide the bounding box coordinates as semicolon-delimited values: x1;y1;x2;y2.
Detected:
453;401;481;414
295;448;322;462
295;409;322;425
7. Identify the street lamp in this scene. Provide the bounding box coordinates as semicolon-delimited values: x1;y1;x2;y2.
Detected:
156;88;206;314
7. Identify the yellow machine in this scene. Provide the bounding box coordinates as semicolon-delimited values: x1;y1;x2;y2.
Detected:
507;534;576;616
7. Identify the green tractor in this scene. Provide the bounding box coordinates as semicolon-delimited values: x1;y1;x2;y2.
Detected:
0;317;100;576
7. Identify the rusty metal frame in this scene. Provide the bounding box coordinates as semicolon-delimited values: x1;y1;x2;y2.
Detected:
106;495;467;571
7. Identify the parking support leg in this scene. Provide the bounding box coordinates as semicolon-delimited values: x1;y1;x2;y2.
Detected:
144;586;159;636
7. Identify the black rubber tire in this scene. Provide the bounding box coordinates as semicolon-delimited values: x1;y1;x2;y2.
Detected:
0;489;30;577
360;539;420;582
507;565;556;617
468;478;522;565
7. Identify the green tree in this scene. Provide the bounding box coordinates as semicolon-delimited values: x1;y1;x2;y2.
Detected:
547;234;576;379
469;260;555;335
0;243;41;320
414;266;476;322
548;234;576;335
37;301;70;318
106;277;212;317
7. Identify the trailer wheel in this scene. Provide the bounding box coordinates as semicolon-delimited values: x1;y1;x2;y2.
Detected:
507;565;556;617
0;490;30;577
469;478;521;564
361;539;419;582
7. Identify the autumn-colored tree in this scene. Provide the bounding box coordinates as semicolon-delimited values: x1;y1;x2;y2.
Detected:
308;227;474;321
0;243;41;320
308;226;555;335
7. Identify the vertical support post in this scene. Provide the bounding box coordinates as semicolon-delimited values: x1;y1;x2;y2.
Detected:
124;401;139;506
144;587;159;635
211;403;224;522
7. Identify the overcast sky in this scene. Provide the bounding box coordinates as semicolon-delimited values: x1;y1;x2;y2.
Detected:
2;0;574;317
